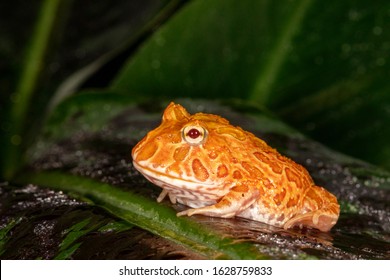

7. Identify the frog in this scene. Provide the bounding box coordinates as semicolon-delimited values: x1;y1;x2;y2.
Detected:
131;102;340;232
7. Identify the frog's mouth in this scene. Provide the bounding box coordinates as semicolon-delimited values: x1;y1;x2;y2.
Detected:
132;161;215;190
133;161;225;205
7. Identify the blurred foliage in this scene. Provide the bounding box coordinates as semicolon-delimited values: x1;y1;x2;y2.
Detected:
1;0;389;178
0;0;183;179
112;0;390;169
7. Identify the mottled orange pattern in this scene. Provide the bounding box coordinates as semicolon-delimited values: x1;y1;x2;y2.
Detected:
132;102;340;231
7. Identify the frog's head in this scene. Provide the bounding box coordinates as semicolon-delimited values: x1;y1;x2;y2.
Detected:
131;102;247;196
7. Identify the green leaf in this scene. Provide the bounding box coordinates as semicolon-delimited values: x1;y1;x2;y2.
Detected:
0;218;22;256
55;218;95;260
17;171;267;260
98;221;134;233
0;0;72;180
54;242;83;260
113;0;285;99
21;96;389;259
0;1;186;180
111;0;390;169
48;0;187;112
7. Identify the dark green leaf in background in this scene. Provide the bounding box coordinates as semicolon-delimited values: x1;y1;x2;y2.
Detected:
0;0;71;180
0;0;183;180
112;0;390;170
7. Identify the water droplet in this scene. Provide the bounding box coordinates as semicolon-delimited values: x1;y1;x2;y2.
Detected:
356;65;366;75
341;43;351;54
348;10;361;21
11;134;22;146
314;56;324;65
376;57;386;66
373;26;383;36
151;60;160;69
1;121;11;131
305;122;316;131
184;77;193;87
10;92;19;103
155;34;166;47
103;104;111;111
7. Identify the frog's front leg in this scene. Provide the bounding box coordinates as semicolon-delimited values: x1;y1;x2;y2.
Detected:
177;184;260;218
157;189;177;204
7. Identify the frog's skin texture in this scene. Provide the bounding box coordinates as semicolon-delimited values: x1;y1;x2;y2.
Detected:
132;102;340;232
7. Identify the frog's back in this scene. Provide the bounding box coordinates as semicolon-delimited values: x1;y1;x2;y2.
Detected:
222;132;314;226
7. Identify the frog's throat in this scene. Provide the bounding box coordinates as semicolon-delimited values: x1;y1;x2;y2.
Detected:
132;160;214;190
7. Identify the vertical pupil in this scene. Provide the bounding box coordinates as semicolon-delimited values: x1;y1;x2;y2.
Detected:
187;128;201;139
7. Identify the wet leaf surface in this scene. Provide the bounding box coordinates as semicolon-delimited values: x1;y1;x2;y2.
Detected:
1;99;389;259
0;184;204;260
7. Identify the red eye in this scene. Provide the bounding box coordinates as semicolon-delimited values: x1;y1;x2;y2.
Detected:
182;125;207;145
187;128;201;139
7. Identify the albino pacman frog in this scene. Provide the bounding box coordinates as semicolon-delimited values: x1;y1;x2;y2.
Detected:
132;102;340;232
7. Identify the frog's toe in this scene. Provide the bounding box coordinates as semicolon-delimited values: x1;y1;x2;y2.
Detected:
284;211;338;232
157;189;169;202
176;205;236;218
177;209;194;217
157;189;178;204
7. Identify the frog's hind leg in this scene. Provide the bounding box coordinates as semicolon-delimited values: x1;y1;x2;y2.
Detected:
283;185;340;232
177;184;260;218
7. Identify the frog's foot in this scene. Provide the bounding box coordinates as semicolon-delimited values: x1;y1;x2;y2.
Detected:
157;189;177;204
284;185;340;232
177;185;260;218
283;209;339;232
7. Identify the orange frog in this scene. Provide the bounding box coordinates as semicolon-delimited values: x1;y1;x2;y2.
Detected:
132;102;340;231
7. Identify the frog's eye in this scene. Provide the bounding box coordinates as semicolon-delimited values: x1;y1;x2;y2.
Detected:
182;125;207;145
